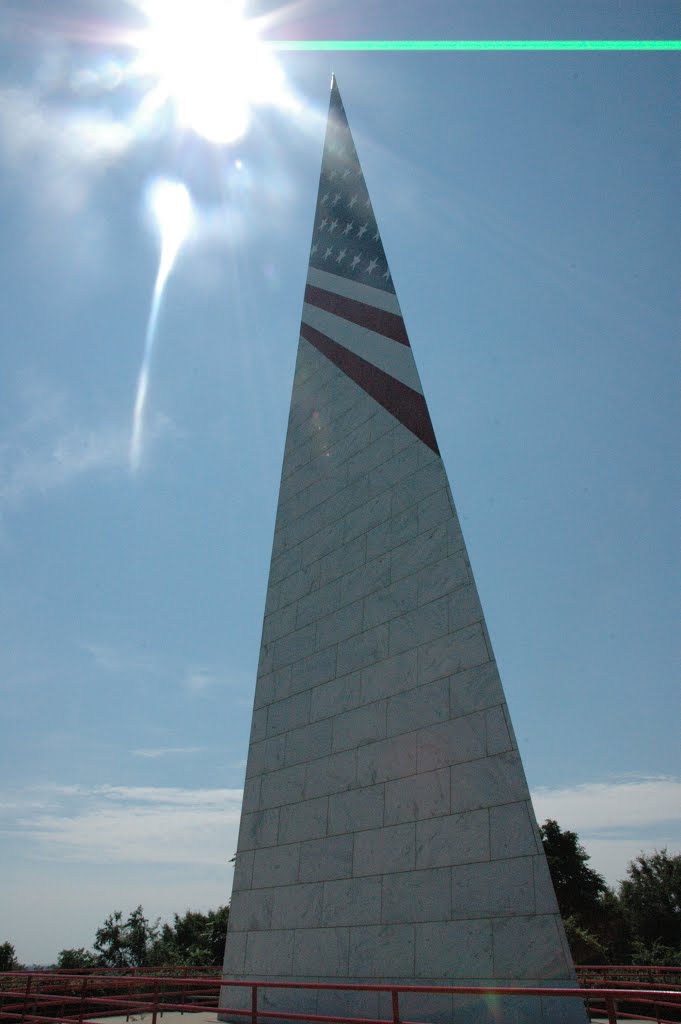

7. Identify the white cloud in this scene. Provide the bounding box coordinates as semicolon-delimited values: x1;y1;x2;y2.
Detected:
0;378;125;515
83;642;159;676
531;776;681;832
184;665;253;696
4;774;678;932
0;419;125;517
3;783;242;866
185;668;224;692
579;835;681;889
531;775;681;885
131;746;209;759
0;377;177;519
0;85;132;216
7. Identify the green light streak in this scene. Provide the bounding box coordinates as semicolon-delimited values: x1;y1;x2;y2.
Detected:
271;40;680;52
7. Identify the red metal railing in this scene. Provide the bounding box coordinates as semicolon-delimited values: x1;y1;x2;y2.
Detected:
578;966;681;989
1;971;680;1024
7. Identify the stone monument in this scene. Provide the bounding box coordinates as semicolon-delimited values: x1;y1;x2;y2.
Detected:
221;76;585;1024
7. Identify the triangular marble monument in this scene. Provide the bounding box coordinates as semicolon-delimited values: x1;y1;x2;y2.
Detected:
222;77;585;1024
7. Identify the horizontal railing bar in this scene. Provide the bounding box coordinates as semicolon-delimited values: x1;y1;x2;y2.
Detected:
2;983;681;1001
3;968;681;1024
581;978;679;987
579;967;681;974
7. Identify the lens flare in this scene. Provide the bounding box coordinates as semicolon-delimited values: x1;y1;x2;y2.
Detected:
130;179;193;472
133;0;284;144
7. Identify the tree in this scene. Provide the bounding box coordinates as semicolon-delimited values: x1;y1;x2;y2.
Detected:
540;819;609;923
562;917;609;964
630;939;681;968
0;942;21;972
94;907;159;968
204;906;229;965
94;911;127;968
55;948;99;970
125;906;159;968
147;906;230;967
540;819;626;963
619;850;681;952
592;888;631;965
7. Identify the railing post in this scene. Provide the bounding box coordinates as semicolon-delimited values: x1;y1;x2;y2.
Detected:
78;975;89;1024
392;989;400;1024
152;978;159;1024
605;994;617;1024
251;984;258;1024
21;974;32;1024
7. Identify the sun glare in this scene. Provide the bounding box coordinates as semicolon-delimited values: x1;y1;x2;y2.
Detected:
135;0;284;144
129;178;193;472
148;178;193;275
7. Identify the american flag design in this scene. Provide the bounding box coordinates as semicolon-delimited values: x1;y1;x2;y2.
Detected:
300;76;439;455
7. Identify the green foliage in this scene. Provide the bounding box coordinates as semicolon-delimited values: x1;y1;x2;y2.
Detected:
93;910;126;968
126;906;160;968
540;819;609;922
593;888;631;964
66;904;230;970
540;818;621;963
94;906;159;968
55;948;99;970
541;822;681;966
562;916;609;964
619;849;681;950
0;942;22;972
630;939;681;968
147;906;229;967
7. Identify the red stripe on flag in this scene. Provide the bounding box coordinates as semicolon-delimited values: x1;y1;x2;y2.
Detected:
300;323;439;455
304;284;410;347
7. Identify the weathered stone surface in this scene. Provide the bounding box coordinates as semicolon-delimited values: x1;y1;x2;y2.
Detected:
382;867;451;923
251;844;300;888
384;767;450;825
490;801;540;860
386;677;450;737
292;928;350;975
348;925;415;977
271;882;324;930
243;930;295;975
450;750;530;812
278;796;328;844
322;877;382;926
327;784;384;835
414;920;493;977
353;822;415;876
450;857;536;919
493;916;571;978
415;809;490;869
332;701;387;752
299;834;353;882
222;76;582;1024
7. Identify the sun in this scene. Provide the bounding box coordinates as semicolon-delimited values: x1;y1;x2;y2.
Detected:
133;0;284;144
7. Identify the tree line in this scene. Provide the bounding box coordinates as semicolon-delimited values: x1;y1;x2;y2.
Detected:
540;821;680;965
1;822;679;970
0;906;229;972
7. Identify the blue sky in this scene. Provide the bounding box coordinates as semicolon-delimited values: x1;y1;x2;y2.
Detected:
0;1;679;964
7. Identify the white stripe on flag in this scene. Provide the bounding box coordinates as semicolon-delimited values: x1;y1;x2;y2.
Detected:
301;303;423;394
306;267;402;316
